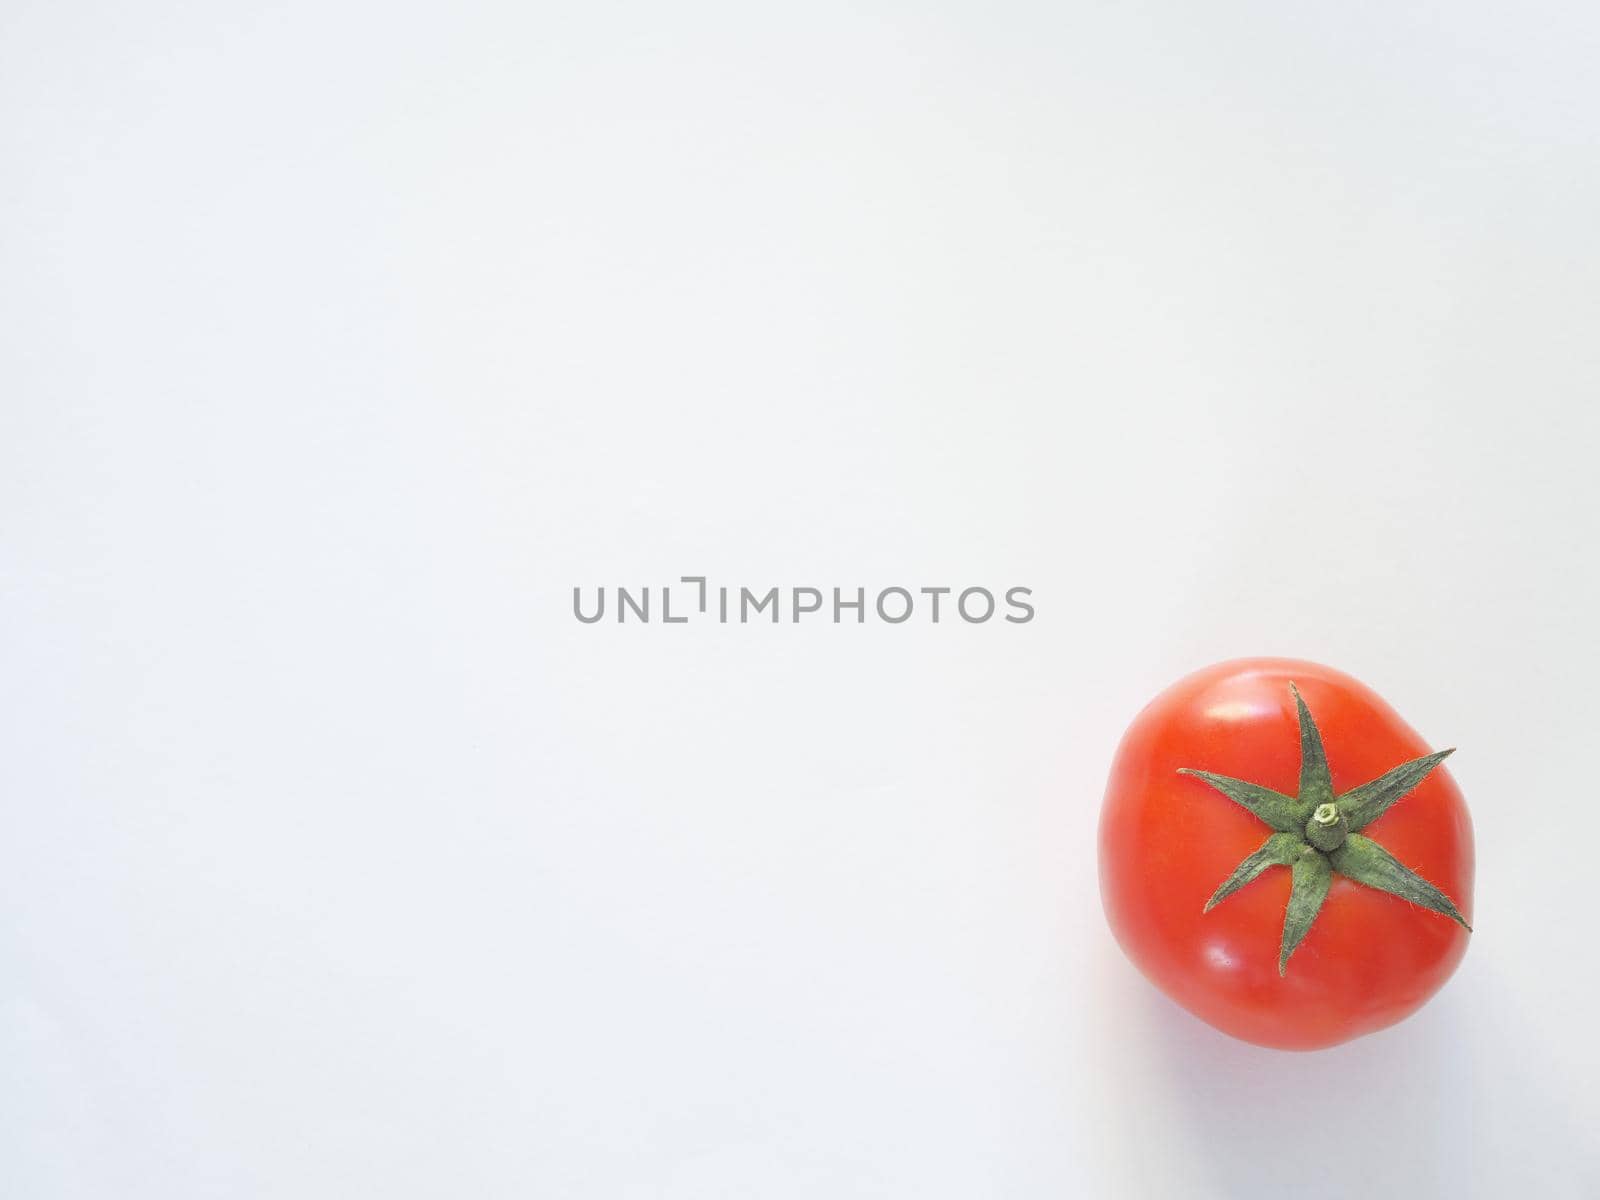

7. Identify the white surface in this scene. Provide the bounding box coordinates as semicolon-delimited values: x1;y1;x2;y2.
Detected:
4;3;1600;1197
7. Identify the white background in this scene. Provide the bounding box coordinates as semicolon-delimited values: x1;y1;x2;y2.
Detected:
5;3;1600;1197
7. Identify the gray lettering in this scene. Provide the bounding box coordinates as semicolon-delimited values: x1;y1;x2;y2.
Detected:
741;587;779;623
876;587;913;623
1005;586;1035;623
682;575;707;612
793;587;823;621
618;586;649;623
573;587;605;623
958;587;995;623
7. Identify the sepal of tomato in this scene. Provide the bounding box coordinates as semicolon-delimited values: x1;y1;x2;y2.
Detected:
1098;659;1473;1050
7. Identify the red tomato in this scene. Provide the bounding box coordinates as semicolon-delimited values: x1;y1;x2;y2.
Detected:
1098;658;1473;1050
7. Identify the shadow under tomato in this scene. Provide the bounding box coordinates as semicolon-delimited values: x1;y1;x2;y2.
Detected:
1139;981;1475;1200
1090;930;1600;1199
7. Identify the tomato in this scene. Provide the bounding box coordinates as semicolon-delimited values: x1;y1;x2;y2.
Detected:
1098;658;1473;1050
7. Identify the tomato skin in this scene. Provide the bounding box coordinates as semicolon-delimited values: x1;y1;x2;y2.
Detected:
1099;659;1474;1050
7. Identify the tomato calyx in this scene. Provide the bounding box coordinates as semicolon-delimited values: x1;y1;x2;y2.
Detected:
1178;684;1472;976
1305;803;1348;852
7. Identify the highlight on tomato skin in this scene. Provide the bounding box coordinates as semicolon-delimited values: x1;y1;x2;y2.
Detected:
1097;658;1474;1051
